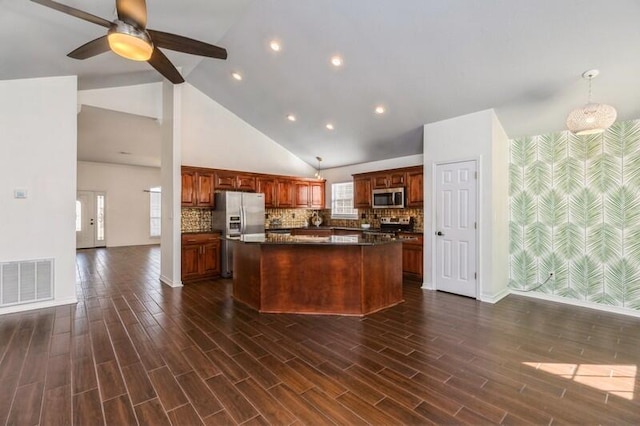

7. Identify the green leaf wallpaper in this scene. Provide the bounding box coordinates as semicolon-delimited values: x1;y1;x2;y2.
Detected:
509;119;640;310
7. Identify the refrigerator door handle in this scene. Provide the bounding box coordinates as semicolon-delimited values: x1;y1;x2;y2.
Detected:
240;206;245;234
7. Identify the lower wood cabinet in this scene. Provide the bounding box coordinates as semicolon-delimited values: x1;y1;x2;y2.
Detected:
399;232;423;281
181;233;221;282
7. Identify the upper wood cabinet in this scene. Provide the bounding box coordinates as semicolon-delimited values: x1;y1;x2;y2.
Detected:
309;181;325;209
405;166;424;208
182;166;325;209
214;170;256;192
353;165;423;209
277;179;295;207
294;181;310;208
182;167;215;207
372;171;406;189
256;176;277;208
353;176;372;209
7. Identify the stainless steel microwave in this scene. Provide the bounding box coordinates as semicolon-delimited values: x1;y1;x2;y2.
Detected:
372;187;405;209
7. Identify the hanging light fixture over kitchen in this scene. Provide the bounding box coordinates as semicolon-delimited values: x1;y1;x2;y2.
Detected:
314;156;323;179
566;69;617;135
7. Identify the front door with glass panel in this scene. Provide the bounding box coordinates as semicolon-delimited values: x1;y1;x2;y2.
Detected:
76;191;106;248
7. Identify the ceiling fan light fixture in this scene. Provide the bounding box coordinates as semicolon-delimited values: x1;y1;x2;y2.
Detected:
566;69;617;135
107;20;153;61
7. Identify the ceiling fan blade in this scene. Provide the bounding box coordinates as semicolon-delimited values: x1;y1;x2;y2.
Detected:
148;30;227;60
30;0;111;28
116;0;147;28
67;36;110;59
148;48;184;84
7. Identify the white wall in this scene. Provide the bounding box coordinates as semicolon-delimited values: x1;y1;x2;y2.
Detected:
181;84;316;177
79;83;162;119
321;154;424;208
77;161;161;247
160;82;183;288
423;109;509;303
0;76;77;314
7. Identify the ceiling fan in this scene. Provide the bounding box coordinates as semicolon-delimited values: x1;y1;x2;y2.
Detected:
31;0;228;84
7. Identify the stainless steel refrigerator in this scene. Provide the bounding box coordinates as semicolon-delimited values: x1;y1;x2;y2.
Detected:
212;191;265;278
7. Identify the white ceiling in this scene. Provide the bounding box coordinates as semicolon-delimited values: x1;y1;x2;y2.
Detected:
4;0;640;169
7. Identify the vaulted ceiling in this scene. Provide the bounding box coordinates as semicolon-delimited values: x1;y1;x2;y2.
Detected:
4;0;640;169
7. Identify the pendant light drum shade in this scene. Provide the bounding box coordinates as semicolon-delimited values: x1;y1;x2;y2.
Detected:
566;69;617;135
566;102;617;135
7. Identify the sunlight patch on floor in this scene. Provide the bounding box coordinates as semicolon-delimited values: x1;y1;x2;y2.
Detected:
523;362;637;400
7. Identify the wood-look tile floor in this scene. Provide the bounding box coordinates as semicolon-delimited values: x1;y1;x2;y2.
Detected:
2;245;640;425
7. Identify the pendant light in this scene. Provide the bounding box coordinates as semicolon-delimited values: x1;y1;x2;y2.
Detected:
314;156;323;179
566;69;617;135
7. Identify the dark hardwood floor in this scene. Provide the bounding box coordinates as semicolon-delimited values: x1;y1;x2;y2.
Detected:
2;245;640;425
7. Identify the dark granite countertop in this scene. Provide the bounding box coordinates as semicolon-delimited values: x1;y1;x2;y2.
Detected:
227;233;409;246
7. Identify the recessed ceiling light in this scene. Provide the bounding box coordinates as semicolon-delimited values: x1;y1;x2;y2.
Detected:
118;151;132;155
270;40;281;52
287;114;296;122
231;72;242;81
330;55;343;67
375;105;386;114
326;123;334;130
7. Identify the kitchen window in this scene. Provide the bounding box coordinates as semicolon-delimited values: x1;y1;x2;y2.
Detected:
150;186;161;238
331;182;358;219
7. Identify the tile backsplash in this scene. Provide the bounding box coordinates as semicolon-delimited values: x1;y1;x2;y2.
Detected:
324;208;424;232
267;207;424;231
182;208;213;232
183;206;424;233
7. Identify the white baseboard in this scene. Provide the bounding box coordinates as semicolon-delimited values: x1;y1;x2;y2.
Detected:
0;297;78;316
160;275;183;288
480;287;510;304
421;282;434;290
510;290;640;319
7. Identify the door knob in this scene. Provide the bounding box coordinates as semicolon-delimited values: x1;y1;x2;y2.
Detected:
436;231;444;236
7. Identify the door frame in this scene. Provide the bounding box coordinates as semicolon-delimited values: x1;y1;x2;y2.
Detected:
430;157;480;299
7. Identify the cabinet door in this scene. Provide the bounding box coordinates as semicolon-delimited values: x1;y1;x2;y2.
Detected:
181;245;201;280
353;177;372;208
215;171;236;190
400;233;424;280
197;172;215;207
389;171;406;187
371;174;389;189
257;177;277;208
201;240;220;277
406;169;424;207
277;180;294;207
181;170;197;206
236;174;257;192
294;181;310;208
309;181;325;208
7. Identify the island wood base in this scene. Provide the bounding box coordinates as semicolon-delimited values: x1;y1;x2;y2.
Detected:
232;241;404;316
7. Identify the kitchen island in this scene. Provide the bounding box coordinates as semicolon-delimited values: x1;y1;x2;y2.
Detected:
229;234;404;316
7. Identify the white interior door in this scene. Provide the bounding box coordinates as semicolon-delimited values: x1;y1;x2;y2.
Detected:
76;191;106;249
435;160;477;298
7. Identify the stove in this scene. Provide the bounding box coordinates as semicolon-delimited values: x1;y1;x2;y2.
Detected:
379;216;414;234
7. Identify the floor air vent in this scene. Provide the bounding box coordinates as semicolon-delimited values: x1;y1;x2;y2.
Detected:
1;259;54;307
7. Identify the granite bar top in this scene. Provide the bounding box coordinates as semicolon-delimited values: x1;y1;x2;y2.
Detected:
227;233;412;246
